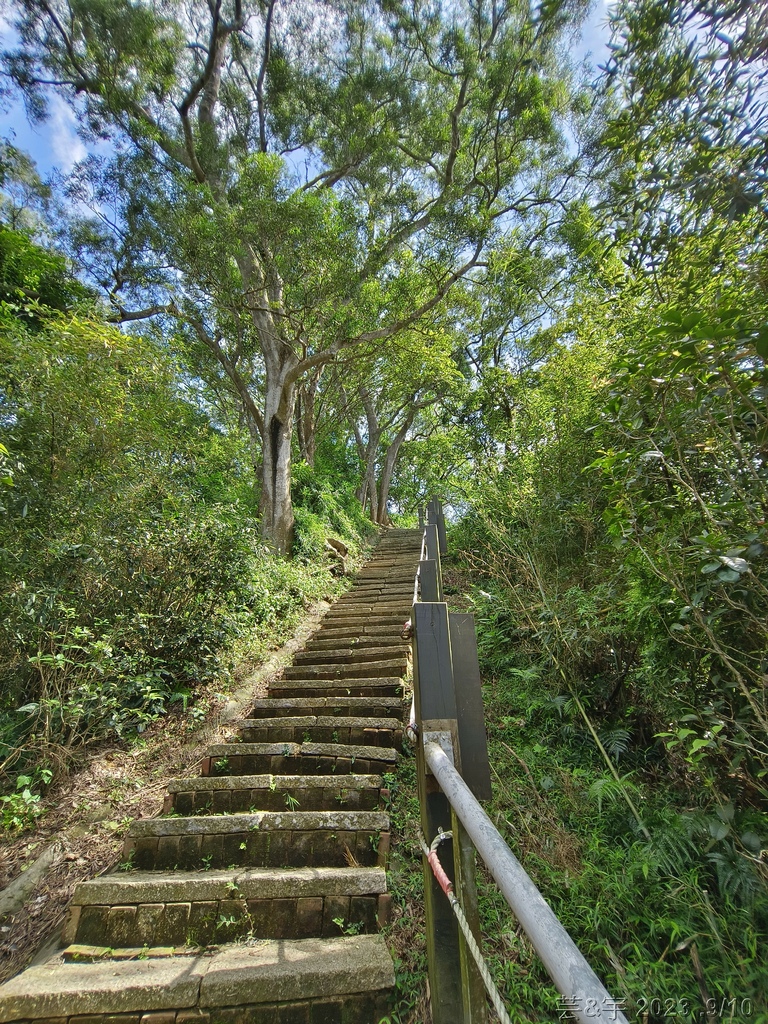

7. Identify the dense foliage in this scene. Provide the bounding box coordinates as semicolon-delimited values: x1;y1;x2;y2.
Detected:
0;225;372;826
1;0;767;1016
438;1;768;1015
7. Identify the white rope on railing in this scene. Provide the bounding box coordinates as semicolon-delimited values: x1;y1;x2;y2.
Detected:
419;829;512;1024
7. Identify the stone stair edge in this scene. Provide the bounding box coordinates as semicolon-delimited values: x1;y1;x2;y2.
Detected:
205;741;396;759
0;935;395;1019
71;866;388;906
129;809;390;837
168;773;385;793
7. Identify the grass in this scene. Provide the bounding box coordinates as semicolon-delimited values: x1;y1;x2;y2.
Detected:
383;556;768;1024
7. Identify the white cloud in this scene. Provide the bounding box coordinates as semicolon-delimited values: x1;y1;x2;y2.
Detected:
48;94;87;171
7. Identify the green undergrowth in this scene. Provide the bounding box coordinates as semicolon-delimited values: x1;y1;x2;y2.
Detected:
0;288;375;830
475;661;768;1023
384;557;768;1024
449;549;768;1024
382;756;430;1024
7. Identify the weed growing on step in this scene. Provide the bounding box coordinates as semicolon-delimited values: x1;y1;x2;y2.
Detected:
116;849;135;872
333;916;364;936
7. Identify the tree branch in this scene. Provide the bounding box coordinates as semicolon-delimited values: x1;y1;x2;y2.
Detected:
256;0;275;153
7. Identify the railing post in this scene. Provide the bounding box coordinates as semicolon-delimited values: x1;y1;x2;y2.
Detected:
412;602;463;1023
419;559;440;602
449;613;491;1023
413;602;489;1024
424;524;444;600
412;499;629;1024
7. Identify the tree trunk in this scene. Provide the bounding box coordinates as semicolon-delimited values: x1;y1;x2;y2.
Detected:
260;370;296;555
376;413;415;525
296;371;320;467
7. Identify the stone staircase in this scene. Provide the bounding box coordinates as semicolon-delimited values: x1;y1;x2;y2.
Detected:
0;529;422;1024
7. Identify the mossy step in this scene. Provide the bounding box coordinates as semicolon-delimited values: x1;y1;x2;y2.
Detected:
292;646;406;665
312;625;406;640
304;636;409;651
165;772;387;815
238;716;402;747
334;590;414;602
72;866;387;905
282;659;406;681
64;867;389;948
324;604;410;617
268;677;404;699
122;810;390;870
245;697;404;719
325;602;408;614
318;619;407;633
0;935;394;1022
201;741;397;777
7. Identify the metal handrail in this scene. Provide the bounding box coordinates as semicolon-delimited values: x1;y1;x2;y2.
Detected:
424;737;629;1024
411;500;629;1024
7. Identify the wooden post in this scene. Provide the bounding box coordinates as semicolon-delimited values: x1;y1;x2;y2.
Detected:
424;525;443;600
453;815;488;1024
413;603;463;1023
419;559;440;602
448;612;491;1022
426;498;448;555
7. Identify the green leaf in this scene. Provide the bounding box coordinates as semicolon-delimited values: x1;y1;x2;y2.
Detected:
708;820;730;841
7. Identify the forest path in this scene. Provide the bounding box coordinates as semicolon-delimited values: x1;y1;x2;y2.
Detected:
0;529;422;1024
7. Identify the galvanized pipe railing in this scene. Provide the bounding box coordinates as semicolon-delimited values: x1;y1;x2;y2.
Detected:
424;736;628;1024
411;499;629;1024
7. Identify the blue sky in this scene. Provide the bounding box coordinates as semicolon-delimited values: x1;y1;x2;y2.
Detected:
0;2;614;181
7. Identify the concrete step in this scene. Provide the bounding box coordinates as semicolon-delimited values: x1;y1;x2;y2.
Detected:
282;659;407;681
268;676;404;699
201;741;397;778
314;623;407;638
292;646;405;665
123;810;390;871
330;600;411;614
335;585;415;593
320;615;407;630
63;866;390;948
165;773;388;815
245;696;404;720
305;635;409;651
237;716;403;747
0;936;394;1022
326;599;410;612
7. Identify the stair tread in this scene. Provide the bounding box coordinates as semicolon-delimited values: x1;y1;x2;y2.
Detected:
72;866;388;905
207;741;396;760
270;676;403;687
239;716;400;729
0;935;394;1018
130;809;389;837
168;773;384;792
247;697;404;713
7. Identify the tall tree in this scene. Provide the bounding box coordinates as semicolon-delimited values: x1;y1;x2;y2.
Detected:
5;0;590;551
599;0;768;282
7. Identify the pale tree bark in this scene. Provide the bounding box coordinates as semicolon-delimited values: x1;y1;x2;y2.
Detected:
344;384;427;526
376;410;417;525
296;367;322;468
